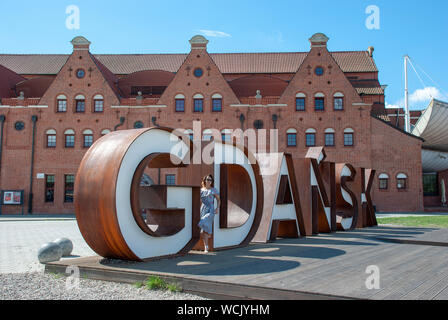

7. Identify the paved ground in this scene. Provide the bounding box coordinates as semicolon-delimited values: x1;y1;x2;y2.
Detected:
47;226;448;300
0;218;95;274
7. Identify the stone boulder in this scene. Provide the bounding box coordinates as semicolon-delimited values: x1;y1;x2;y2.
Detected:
37;242;62;263
53;238;73;257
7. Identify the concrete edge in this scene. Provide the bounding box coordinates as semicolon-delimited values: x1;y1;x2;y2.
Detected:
44;262;355;301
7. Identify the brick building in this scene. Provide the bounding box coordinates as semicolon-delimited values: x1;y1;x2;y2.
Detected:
0;33;425;215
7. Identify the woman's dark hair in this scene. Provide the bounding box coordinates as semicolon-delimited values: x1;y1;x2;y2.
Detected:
201;174;214;188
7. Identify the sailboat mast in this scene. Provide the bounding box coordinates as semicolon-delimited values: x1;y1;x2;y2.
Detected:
404;55;411;132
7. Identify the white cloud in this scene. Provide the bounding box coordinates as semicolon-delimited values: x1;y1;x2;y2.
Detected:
199;30;231;38
409;87;445;104
386;87;447;110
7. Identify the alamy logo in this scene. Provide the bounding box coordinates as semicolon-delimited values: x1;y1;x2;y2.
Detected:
365;265;380;289
365;5;380;30
66;5;80;30
65;265;80;290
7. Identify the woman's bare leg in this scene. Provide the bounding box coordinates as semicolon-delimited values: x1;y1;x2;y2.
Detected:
203;233;210;252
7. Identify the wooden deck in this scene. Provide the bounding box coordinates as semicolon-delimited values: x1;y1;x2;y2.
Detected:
45;226;448;300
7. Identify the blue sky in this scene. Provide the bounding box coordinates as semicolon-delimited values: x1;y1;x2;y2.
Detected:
1;0;447;110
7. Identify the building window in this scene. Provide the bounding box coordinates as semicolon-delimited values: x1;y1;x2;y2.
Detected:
397;173;408;190
194;99;203;112
194;68;203;78
202;129;213;141
212;98;222;112
306;133;316;147
101;129;111;136
45;175;55;203
175;99;185;112
94;96;104;112
65;135;75;148
166;174;175;185
315;67;324;76
221;129;231;142
296;98;306;111
287;134;297;147
315;97;325;111
423;173;438;196
325;133;335;146
57;96;67;112
334;96;344;110
344;133;354;146
64;175;75;203
65;129;75;148
83;134;93;148
379;174;389;190
46;129;57;148
75;95;85;113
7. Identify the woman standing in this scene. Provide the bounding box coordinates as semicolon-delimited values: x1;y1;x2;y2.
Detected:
198;174;220;253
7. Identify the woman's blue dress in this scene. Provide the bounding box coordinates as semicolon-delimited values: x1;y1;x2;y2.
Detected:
198;187;218;234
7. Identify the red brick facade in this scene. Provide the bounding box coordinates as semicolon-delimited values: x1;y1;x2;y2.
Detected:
0;34;424;214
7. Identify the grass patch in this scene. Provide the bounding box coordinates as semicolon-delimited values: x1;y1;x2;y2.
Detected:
141;276;182;292
49;272;63;279
378;216;448;228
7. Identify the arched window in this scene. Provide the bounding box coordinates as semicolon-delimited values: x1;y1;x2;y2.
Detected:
75;94;85;113
306;128;316;147
184;129;194;140
221;129;232;142
202;129;213;141
101;129;111;136
193;94;204;112
93;94;104;113
296;93;306;111
314;93;325;111
64;129;75;148
325;128;335;147
333;92;344;110
57;95;67;113
397;173;408;190
287;128;297;147
379;173;389;190
175;94;185;112
212;93;223;112
83;129;93;148
344;128;354;146
46;129;56;148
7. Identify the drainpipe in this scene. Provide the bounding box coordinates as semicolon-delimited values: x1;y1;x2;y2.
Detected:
28;115;38;214
114;117;125;131
0;115;5;174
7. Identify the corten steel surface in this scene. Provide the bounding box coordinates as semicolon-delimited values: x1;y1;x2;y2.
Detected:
362;168;377;227
219;164;252;229
335;164;359;231
145;208;185;236
75;127;197;261
252;153;305;242
194;141;264;252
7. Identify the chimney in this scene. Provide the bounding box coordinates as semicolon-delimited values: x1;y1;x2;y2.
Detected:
367;46;374;57
189;35;209;50
309;33;329;48
71;36;91;51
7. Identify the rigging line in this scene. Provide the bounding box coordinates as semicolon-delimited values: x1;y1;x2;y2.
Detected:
407;57;431;97
411;59;448;98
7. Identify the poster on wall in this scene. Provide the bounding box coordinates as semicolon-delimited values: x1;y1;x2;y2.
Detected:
2;190;24;205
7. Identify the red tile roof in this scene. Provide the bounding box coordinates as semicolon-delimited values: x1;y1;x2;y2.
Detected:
0;51;378;76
